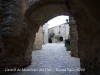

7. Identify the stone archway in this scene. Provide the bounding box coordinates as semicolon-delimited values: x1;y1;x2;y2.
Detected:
24;0;79;57
24;0;74;59
0;1;73;72
0;0;100;75
18;0;100;74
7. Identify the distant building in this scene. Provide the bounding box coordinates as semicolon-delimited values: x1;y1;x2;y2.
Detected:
33;23;69;50
43;23;49;44
48;23;69;43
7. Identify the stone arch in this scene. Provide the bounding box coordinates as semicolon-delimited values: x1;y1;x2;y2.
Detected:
24;1;100;75
24;0;72;31
0;0;100;75
25;0;79;58
24;0;73;55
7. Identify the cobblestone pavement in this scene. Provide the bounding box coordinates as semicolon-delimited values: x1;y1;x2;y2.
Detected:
10;43;80;75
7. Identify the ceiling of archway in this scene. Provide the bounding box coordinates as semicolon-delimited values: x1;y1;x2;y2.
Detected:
25;0;72;17
24;1;71;28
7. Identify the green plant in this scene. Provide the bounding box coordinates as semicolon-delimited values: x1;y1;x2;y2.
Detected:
65;39;70;50
66;43;70;50
54;35;60;41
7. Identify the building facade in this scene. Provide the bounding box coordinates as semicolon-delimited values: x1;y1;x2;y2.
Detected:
43;23;49;44
48;23;70;43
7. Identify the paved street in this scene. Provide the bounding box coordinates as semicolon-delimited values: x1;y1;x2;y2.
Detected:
10;43;80;75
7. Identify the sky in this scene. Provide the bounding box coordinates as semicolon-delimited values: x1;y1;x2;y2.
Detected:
47;16;69;28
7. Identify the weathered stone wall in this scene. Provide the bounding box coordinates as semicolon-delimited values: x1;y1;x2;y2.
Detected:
33;26;43;50
26;0;39;9
69;0;100;74
69;17;78;57
0;0;32;74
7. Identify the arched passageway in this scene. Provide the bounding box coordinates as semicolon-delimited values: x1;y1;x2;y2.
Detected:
60;36;63;41
48;38;52;43
0;0;100;75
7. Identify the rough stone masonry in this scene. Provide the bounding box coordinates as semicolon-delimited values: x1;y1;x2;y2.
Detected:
0;0;100;75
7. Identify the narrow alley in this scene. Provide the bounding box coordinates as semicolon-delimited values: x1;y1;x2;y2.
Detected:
10;43;80;75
